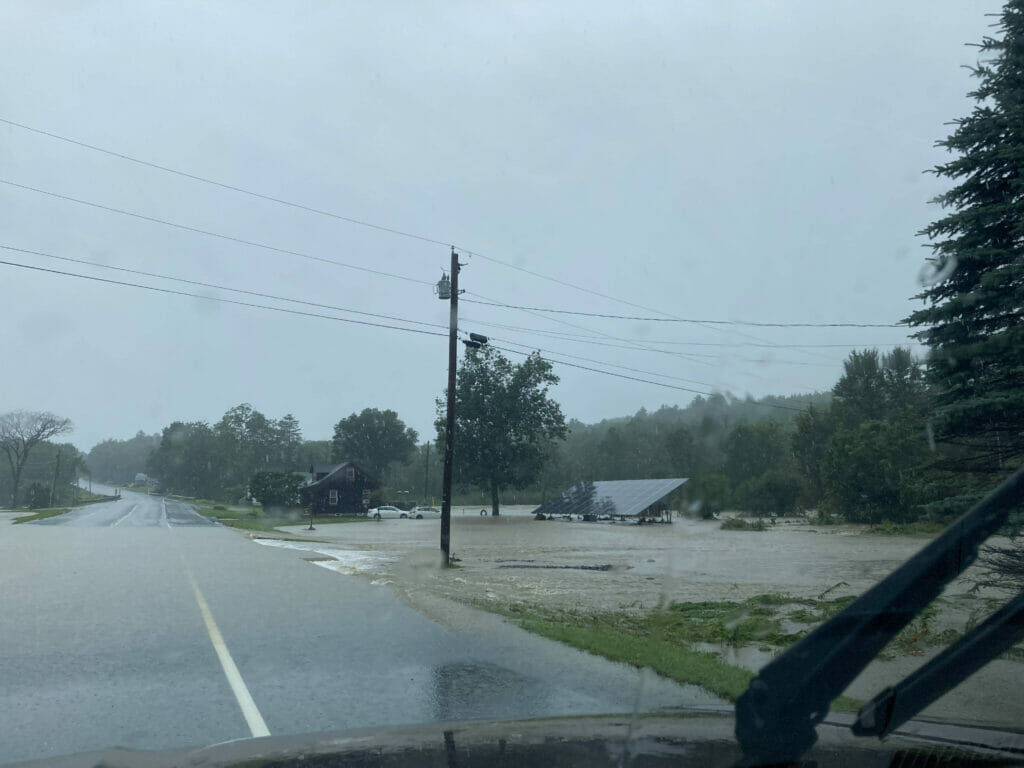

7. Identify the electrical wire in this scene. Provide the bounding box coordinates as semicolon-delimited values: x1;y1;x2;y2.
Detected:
462;315;915;350
1;252;808;410
483;335;716;388
0;116;898;379
489;344;807;412
0;116;452;250
0;258;447;338
2;116;906;331
461;297;906;328
0;244;854;383
0;244;449;332
467;289;718;368
0;178;433;286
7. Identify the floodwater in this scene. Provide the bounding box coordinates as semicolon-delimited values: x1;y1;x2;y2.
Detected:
268;509;1024;729
280;509;991;609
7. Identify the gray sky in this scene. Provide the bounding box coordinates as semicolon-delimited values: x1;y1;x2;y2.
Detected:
0;1;1002;451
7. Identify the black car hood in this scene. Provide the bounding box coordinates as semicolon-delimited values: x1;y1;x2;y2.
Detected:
10;710;1024;768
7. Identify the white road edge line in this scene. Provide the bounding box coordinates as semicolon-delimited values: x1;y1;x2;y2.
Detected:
185;568;271;738
112;504;138;527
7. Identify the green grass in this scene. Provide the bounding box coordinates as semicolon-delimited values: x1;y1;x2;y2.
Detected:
190;502;362;533
12;507;70;524
720;518;767;531
73;490;117;505
214;518;285;532
305;516;373;525
864;520;948;536
499;606;861;711
520;615;756;701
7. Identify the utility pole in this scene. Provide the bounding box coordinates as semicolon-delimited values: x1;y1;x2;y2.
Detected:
439;247;460;564
48;446;62;508
423;441;430;502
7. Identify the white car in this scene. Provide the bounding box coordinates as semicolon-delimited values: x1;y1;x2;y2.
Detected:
410;506;441;519
368;505;407;519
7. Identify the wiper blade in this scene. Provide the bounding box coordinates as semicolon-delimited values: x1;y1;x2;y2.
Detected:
734;464;1024;768
853;588;1024;738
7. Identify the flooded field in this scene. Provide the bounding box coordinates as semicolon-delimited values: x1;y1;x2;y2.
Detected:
272;509;1024;729
281;509;991;608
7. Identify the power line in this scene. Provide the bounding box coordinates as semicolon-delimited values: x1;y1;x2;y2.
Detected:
487;331;847;369
461;297;905;328
467;289;718;368
1;251;811;411
0;258;448;338
485;335;717;388
3;116;902;333
1;243;842;395
490;344;807;412
0;177;826;363
462;315;913;350
0;115;903;383
0;244;449;332
0;116;453;250
0;178;433;286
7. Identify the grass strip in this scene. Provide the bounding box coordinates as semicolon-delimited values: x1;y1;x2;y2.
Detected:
491;602;863;712
520;615;754;701
305;516;373;525
12;507;69;524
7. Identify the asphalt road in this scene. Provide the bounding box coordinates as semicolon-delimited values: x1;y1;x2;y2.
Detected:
0;491;710;765
32;490;215;528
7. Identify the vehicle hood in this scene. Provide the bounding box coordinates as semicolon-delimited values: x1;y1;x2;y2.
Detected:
11;711;1024;768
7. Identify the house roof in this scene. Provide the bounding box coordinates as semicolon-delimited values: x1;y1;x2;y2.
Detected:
312;463;345;477
304;460;377;490
534;478;688;518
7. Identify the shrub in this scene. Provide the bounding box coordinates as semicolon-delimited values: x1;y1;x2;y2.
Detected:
721;517;766;531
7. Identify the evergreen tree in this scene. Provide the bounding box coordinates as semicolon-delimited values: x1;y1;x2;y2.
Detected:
906;2;1024;477
906;1;1024;581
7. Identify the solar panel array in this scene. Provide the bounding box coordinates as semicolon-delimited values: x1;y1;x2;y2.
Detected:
535;478;688;518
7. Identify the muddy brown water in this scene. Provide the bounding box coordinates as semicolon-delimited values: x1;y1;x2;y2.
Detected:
273;509;1024;730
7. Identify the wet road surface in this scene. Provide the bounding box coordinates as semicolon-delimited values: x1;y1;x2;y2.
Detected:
33;490;215;528
0;491;710;765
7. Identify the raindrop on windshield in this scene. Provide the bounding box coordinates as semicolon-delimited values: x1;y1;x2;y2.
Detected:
918;255;957;286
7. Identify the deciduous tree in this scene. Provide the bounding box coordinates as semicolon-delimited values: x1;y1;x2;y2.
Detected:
331;408;418;480
0;410;73;507
438;347;567;515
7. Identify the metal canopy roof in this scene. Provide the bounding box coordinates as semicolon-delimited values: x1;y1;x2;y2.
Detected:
535;478;688;518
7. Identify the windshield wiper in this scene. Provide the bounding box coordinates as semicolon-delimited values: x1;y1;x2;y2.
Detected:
733;464;1024;768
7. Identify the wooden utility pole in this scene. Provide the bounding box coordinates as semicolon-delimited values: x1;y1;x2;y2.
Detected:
423;441;431;502
440;247;460;564
48;447;62;508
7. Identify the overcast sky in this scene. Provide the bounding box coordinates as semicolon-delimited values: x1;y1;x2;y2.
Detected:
0;1;1003;451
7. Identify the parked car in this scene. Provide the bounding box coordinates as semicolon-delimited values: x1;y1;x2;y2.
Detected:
410;506;441;519
369;505;406;519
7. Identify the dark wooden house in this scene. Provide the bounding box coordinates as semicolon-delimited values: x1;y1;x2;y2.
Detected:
299;461;379;516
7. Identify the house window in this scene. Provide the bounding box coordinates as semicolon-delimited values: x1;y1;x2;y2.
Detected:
328;489;338;506
346;467;355;481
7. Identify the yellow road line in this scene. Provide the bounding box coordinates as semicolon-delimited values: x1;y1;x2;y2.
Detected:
112;504;138;527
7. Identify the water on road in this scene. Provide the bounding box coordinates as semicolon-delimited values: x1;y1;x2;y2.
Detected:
33;490;215;528
0;494;715;765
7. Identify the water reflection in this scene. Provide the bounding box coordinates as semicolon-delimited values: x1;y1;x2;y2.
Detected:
431;662;553;722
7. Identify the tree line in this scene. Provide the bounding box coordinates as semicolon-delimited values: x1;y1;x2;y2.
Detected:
0;411;79;508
